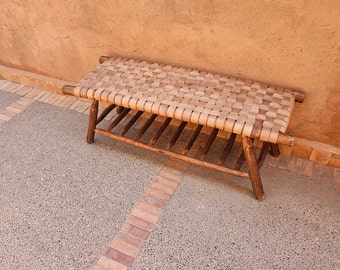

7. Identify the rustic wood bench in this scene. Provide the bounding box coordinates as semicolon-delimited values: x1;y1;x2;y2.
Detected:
63;56;305;200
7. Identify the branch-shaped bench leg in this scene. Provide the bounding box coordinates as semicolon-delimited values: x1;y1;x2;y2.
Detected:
87;100;99;144
242;136;265;200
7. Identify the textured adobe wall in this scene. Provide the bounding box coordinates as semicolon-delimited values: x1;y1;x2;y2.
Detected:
0;1;339;146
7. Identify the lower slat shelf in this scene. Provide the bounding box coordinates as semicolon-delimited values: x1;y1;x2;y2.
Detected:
94;128;250;179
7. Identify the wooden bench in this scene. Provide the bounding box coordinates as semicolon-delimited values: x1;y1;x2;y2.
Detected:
63;56;305;200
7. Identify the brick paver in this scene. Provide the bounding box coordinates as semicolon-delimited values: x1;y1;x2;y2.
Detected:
92;160;189;270
0;95;36;126
0;80;91;127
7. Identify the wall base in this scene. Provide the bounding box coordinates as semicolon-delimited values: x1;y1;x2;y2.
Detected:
0;64;74;94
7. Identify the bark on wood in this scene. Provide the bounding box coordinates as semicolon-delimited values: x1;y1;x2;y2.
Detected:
183;124;203;155
134;114;157;141
99;55;111;64
97;104;116;124
277;133;294;146
62;85;76;96
95;128;250;178
293;90;306;103
116;106;124;114
120;111;143;135
167;121;187;150
200;128;219;160
86;100;99;144
106;108;131;131
257;142;270;169
269;143;280;157
218;133;237;165
150;117;172;145
242;136;265;200
235;151;245;170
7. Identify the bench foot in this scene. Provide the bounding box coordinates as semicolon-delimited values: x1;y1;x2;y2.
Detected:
242;136;265;200
86;100;99;144
269;143;280;157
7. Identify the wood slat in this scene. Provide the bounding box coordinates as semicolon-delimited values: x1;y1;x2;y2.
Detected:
97;104;116;124
120;111;144;135
257;142;270;169
134;114;157;141
116;106;124;114
106;108;131;131
235;151;245;170
200;128;219;160
218;133;237;165
94;128;250;178
150;117;172;145
182;124;203;155
167;121;187;150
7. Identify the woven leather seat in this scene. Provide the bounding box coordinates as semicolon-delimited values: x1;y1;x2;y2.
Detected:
74;57;296;144
63;56;305;200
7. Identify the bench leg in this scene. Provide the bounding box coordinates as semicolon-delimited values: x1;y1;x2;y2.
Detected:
87;100;99;144
269;143;280;157
242;136;265;200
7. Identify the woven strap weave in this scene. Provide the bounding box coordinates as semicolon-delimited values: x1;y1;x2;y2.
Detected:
74;57;296;143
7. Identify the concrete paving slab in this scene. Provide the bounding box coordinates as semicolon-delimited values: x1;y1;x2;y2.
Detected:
0;91;19;110
0;102;165;269
133;165;340;270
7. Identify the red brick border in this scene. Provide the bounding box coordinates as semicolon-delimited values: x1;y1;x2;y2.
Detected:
0;95;36;126
92;159;188;270
0;80;90;125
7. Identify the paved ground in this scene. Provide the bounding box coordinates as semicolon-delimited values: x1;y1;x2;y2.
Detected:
0;80;339;270
0;90;18;110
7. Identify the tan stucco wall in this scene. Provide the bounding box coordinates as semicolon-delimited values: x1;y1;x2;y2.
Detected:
1;0;339;146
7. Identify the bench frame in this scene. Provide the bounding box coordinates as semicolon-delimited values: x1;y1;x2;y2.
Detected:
63;56;305;200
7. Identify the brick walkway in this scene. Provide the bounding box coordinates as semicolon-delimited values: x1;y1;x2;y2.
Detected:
0;79;339;270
